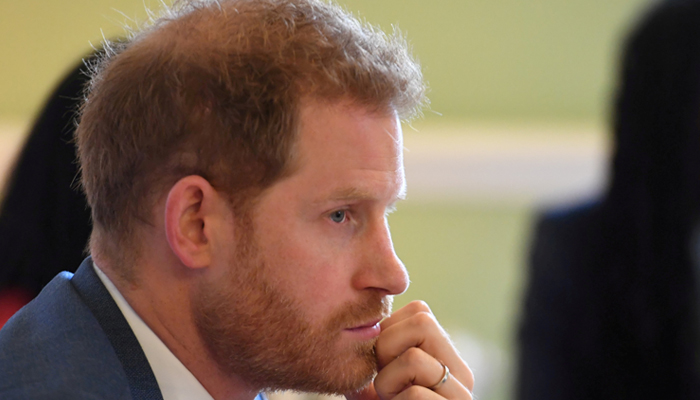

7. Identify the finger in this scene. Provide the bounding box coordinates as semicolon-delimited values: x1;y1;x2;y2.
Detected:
374;347;442;399
380;300;433;331
376;312;474;392
374;347;472;400
393;385;441;400
428;364;473;400
391;384;472;400
345;382;381;400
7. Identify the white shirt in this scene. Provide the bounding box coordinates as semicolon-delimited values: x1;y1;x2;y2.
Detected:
93;263;215;400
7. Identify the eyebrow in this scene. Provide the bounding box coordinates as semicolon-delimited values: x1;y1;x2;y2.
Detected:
326;186;407;203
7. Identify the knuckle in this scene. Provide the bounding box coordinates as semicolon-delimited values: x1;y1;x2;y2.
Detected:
400;346;424;365
406;300;432;314
411;311;436;329
401;385;427;399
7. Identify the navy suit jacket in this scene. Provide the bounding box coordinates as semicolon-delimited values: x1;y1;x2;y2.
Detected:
0;258;264;400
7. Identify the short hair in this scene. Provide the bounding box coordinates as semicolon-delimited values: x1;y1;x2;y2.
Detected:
76;0;426;271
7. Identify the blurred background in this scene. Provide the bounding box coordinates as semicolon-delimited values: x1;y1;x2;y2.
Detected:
0;0;656;399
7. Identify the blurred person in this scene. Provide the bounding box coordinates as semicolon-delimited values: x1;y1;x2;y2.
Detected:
517;0;700;399
0;1;474;399
0;56;94;326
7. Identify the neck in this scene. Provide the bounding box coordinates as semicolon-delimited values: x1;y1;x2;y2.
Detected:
96;255;259;400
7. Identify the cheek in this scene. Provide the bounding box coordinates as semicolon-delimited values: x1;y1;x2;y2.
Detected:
264;234;358;320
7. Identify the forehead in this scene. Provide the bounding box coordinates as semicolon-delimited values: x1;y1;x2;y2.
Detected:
306;99;401;170
296;101;402;161
267;99;405;206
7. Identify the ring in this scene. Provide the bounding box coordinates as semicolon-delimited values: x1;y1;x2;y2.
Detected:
430;361;450;390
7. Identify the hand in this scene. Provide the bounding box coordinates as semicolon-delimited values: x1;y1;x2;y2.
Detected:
346;301;474;400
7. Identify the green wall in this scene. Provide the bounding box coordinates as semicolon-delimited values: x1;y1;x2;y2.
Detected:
1;0;649;122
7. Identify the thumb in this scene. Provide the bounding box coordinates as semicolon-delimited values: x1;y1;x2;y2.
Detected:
345;381;381;400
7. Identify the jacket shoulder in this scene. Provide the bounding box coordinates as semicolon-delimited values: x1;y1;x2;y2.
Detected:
0;271;131;399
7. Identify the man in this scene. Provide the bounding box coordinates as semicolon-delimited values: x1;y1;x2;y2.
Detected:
0;0;474;399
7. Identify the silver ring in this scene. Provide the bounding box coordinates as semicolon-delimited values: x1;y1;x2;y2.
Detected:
430;361;450;390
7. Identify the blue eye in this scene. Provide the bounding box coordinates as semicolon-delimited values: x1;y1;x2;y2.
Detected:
330;210;346;223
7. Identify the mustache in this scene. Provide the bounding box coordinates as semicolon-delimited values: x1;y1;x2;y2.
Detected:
325;293;393;330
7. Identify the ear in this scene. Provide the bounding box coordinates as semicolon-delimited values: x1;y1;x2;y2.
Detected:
164;175;229;269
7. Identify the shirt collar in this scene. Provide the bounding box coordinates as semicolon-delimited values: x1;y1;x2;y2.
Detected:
92;263;215;400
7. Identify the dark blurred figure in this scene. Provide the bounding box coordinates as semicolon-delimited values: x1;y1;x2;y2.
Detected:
517;1;700;399
0;56;93;326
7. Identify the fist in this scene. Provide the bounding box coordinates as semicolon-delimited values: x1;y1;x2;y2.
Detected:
347;301;474;400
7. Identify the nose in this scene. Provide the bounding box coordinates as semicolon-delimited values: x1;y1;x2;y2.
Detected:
352;217;409;295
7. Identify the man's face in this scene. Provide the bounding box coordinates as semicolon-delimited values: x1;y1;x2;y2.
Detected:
193;100;409;394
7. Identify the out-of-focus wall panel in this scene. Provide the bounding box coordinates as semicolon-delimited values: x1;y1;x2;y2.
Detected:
1;0;650;122
343;0;650;122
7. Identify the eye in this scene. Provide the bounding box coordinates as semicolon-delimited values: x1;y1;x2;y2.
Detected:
330;210;346;223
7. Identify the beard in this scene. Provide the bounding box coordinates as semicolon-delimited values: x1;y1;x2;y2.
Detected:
192;220;392;395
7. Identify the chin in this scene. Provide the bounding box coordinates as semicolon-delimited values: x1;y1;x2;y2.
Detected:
287;341;378;395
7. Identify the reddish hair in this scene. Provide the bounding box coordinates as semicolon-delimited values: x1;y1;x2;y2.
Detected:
76;0;426;271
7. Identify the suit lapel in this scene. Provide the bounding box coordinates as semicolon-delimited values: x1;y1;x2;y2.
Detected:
71;257;164;400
